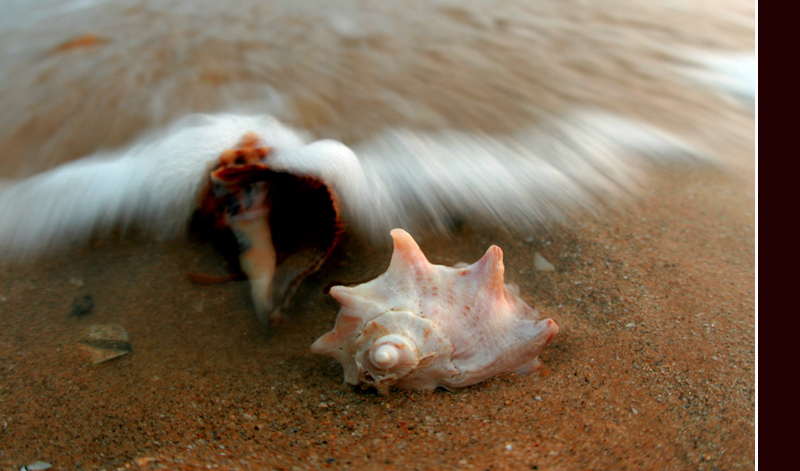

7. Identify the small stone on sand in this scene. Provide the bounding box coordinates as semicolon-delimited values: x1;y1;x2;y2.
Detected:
69;294;94;317
78;324;132;364
533;252;555;271
21;462;52;471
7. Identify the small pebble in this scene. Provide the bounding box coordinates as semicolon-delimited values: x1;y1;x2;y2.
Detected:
533;252;555;271
69;294;94;317
20;462;52;471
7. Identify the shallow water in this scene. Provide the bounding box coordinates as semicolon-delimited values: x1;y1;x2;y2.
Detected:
0;0;754;176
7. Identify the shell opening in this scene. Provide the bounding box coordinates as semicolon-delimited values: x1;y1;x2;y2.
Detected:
200;135;343;324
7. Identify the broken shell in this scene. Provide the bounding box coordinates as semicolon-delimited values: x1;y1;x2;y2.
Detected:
78;324;132;364
196;132;343;323
311;229;559;393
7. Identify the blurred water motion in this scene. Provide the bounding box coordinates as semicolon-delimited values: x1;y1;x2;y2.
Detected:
0;0;754;179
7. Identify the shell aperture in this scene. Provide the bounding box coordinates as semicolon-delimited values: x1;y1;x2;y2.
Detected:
198;132;344;323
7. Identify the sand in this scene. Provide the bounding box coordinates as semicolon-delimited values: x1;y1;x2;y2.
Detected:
0;160;755;470
0;1;755;469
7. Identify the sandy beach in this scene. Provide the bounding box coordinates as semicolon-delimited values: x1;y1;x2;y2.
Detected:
0;163;756;470
0;1;755;469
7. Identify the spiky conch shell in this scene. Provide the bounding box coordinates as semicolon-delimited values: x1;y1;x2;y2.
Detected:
311;229;559;393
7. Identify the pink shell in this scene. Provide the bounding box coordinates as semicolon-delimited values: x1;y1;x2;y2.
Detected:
311;229;559;393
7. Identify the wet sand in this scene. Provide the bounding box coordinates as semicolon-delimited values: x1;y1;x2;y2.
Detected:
0;159;755;470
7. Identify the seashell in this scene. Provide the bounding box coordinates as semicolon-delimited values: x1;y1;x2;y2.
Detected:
311;229;559;393
78;324;132;364
0;3;748;326
0;114;358;324
195;131;344;323
0;111;708;325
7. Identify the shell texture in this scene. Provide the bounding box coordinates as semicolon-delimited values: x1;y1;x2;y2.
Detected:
311;229;559;393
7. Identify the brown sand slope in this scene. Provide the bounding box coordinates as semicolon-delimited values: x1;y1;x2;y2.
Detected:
0;161;755;470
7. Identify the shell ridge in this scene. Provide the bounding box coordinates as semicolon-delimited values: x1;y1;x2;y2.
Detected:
449;316;558;387
372;261;426;316
331;284;393;317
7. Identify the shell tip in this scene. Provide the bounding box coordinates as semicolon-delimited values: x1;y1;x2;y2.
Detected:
389;229;429;269
475;245;506;296
329;285;355;307
309;334;331;354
